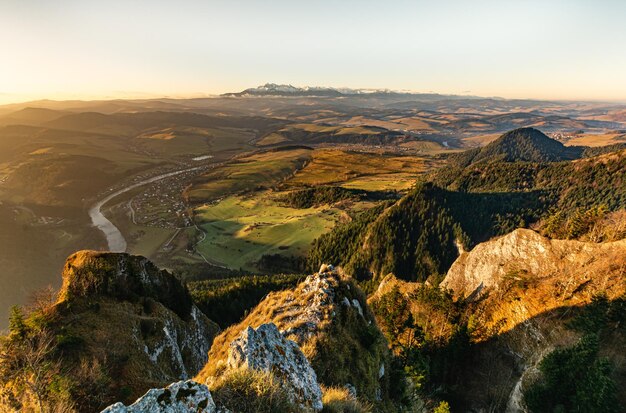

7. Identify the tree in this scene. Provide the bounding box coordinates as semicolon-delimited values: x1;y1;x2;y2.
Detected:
1;308;74;413
524;334;619;413
8;306;28;341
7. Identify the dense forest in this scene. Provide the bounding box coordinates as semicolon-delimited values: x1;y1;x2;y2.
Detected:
308;134;626;285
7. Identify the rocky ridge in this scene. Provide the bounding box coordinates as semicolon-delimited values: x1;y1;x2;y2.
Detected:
441;229;626;411
442;228;626;303
51;251;219;410
196;264;394;407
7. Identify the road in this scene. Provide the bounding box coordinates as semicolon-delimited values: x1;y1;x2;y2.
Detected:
89;166;205;252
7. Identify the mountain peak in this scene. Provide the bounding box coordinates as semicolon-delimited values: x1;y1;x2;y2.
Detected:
59;250;193;318
456;127;583;165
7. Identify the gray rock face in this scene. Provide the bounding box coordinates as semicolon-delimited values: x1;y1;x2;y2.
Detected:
101;380;215;413
227;323;323;412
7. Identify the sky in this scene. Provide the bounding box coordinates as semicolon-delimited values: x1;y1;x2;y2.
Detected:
1;0;625;104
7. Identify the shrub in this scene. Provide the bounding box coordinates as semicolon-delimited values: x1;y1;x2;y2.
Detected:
433;401;451;413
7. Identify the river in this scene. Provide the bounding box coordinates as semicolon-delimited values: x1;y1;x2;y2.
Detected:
88;166;204;252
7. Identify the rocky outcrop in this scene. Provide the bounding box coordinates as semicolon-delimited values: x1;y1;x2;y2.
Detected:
439;229;626;412
59;250;192;318
227;323;323;411
197;265;393;407
47;251;220;411
442;228;626;300
101;380;215;413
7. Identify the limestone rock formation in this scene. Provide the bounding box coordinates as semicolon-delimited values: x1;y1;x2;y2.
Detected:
197;265;393;407
49;251;220;411
227;323;323;411
59;250;192;318
439;229;626;411
101;380;215;413
442;228;626;300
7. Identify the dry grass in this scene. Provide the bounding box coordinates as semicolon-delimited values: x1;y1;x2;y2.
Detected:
321;386;372;413
284;149;428;190
565;132;626;147
209;369;299;413
196;275;338;380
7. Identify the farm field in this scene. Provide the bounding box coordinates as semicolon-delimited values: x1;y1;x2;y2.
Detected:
186;147;313;203
176;147;443;271
283;149;434;191
193;193;341;270
564;132;626;147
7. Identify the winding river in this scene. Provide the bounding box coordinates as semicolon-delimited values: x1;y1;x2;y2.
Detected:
89;166;204;252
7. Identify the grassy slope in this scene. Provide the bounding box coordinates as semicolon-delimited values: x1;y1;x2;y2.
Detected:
187;148;313;203
194;193;340;270
284;149;431;191
184;148;439;271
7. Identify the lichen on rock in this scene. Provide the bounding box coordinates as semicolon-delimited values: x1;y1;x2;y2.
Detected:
101;380;216;413
227;323;323;411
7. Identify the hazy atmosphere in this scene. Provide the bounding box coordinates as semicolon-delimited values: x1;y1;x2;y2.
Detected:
0;2;625;413
2;0;626;103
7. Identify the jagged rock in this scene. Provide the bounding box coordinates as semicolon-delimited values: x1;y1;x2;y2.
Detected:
59;250;192;318
46;251;219;411
227;323;323;412
101;380;215;413
197;267;391;406
438;229;626;411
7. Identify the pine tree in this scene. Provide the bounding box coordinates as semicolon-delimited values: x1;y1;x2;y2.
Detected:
8;305;27;340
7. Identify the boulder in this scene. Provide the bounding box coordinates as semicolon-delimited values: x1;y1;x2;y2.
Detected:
227;323;323;411
101;380;215;413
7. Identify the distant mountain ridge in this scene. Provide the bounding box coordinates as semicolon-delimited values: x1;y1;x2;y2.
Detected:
222;83;399;97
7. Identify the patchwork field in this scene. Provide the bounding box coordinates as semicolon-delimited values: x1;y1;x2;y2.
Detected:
175;147;443;271
193;193;341;270
283;149;434;191
186;148;313;203
564;132;626;147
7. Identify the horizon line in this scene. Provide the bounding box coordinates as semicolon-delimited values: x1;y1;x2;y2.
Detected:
2;87;626;107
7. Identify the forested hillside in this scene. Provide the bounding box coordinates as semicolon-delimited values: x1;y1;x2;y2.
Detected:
308;132;626;285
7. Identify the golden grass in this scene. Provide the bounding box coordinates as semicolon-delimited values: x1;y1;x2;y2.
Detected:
196;277;338;381
187;148;313;202
256;133;291;146
565;133;626;147
462;133;502;147
210;369;299;413
321;386;372;413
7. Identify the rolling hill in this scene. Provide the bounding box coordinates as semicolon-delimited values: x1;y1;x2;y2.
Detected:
451;127;584;165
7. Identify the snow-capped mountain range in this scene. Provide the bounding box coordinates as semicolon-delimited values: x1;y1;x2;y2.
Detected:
222;83;396;97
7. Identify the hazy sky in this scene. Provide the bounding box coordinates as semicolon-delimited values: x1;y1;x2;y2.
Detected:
1;0;625;104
